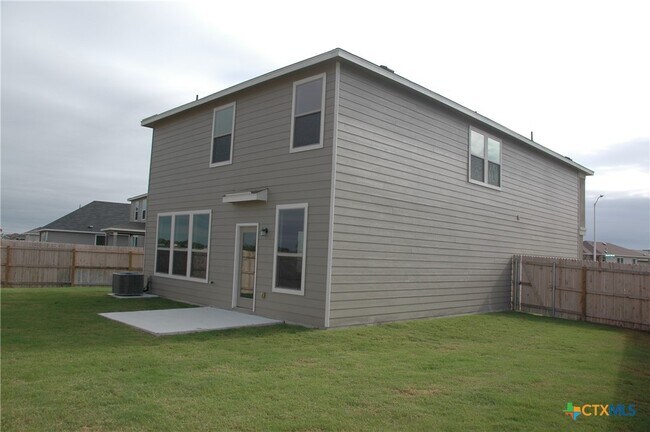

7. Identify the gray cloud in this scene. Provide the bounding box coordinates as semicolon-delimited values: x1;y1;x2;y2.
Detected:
580;138;650;250
1;2;262;234
578;137;649;173
585;196;650;251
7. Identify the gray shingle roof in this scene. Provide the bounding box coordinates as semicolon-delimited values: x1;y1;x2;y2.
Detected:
583;241;649;258
40;201;130;234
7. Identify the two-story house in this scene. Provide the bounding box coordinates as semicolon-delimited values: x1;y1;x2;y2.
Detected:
141;49;592;328
101;194;147;247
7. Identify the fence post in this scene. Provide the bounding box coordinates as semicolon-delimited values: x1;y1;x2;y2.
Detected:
511;256;515;310
512;255;522;312
70;247;77;286
580;266;587;321
5;245;12;286
128;251;133;271
552;261;557;317
517;255;524;312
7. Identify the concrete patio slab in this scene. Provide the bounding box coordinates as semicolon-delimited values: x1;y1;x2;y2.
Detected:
99;307;282;335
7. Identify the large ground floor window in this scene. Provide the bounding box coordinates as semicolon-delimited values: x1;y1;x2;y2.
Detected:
155;210;211;281
272;203;308;295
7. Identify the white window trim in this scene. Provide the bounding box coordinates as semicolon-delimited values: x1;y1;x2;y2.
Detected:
231;223;260;311
289;73;326;153
272;203;308;295
468;126;502;190
210;102;236;167
154;210;212;283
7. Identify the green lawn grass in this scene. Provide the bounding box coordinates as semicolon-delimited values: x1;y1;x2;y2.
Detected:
2;287;648;431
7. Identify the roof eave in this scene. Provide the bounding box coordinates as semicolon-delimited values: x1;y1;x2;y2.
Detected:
335;50;594;176
127;193;148;201
38;228;101;235
101;227;146;234
141;48;343;128
141;48;593;175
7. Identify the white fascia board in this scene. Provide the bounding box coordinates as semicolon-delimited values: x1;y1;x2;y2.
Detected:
142;48;593;175
141;49;342;127
222;189;268;203
38;228;100;235
101;227;146;234
127;193;148;201
335;50;594;176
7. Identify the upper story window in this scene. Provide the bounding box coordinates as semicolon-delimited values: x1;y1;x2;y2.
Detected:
469;127;501;188
132;198;147;221
211;103;235;166
155;211;211;281
141;199;147;221
290;74;325;152
130;197;147;222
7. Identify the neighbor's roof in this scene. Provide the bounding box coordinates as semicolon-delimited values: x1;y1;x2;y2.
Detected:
40;201;131;234
583;241;649;258
141;48;593;175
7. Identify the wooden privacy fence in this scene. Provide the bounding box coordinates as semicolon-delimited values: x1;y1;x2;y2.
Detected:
512;255;649;331
1;240;144;287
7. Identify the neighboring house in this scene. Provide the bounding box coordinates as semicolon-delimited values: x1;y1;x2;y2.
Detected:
583;241;649;264
141;48;592;328
102;194;148;247
2;232;26;241
128;193;148;223
36;199;145;247
23;228;41;242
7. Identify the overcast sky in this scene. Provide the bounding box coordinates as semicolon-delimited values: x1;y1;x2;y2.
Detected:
2;0;649;249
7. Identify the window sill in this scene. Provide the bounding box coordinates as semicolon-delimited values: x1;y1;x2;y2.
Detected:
289;143;323;153
210;160;233;168
154;272;209;283
468;178;502;191
272;287;305;296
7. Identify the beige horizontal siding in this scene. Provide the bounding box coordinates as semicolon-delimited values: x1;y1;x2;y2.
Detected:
144;64;336;327
329;62;580;327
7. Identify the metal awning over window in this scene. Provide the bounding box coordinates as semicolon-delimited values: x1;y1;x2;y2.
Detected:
222;189;268;203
